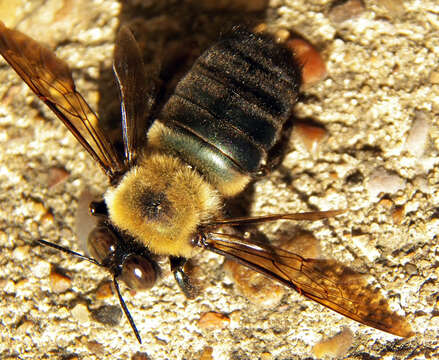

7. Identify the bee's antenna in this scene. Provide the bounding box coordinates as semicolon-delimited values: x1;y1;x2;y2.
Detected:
37;239;101;266
113;276;142;344
38;239;142;343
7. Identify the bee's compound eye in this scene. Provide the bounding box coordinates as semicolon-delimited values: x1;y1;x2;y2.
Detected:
89;200;108;217
87;226;118;263
121;255;157;290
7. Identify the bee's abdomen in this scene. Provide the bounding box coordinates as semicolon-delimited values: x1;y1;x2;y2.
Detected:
154;30;301;196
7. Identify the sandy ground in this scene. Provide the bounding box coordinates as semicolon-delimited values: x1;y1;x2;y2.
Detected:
0;0;438;359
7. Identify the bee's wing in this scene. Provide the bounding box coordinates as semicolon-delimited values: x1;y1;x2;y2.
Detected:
0;22;124;180
200;232;414;338
206;209;345;227
113;26;154;167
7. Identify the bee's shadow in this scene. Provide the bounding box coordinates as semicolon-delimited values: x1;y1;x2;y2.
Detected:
96;2;269;161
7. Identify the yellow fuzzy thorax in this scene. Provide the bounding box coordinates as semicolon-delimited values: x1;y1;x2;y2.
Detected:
105;152;221;257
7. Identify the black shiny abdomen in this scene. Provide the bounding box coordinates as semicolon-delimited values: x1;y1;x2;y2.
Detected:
160;29;301;177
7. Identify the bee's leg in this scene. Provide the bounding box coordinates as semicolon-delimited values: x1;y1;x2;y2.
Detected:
169;256;196;299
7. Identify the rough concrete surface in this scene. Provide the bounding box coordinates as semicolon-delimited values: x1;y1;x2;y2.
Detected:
0;0;438;359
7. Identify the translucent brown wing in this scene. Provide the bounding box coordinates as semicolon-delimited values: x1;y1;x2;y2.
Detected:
206;209;345;227
198;231;413;337
113;26;154;167
0;21;124;180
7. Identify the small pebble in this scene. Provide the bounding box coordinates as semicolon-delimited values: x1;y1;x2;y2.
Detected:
91;305;122;326
86;341;104;357
391;205;405;225
0;230;6;243
378;198;393;208
199;346;214;360
71;303;91;323
329;0;366;23
33;113;46;122
312;327;353;358
0;279;8;291
293;122;327;155
430;70;439;84
260;352;273;360
198;312;230;330
41;211;54;225
379;0;405;18
12;245;30;261
1;84;21;107
131;352;151;360
49;268;72;293
95;281;114;300
329;171;338;180
47;166;70;188
224;259;285;307
31;200;48;218
33;260;51;279
17;320;35;335
287;39;327;85
229;310;241;327
404;111;430;158
404;262;417;275
15;278;28;289
367;169;405;200
282;232;322;259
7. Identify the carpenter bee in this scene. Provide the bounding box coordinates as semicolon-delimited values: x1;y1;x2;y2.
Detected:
0;22;413;343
